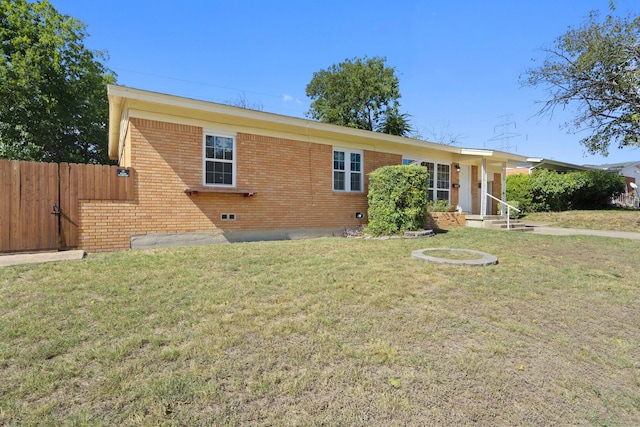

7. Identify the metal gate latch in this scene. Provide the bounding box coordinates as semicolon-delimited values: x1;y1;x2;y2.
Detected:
51;203;61;215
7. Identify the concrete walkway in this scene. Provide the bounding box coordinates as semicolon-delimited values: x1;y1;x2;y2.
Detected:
0;250;86;267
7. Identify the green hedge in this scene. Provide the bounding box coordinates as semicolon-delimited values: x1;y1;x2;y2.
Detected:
365;165;428;235
506;169;625;212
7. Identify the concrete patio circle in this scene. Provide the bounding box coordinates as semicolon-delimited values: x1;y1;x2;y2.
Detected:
411;248;498;266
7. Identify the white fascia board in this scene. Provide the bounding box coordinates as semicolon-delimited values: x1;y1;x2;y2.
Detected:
460;148;495;156
459;147;529;163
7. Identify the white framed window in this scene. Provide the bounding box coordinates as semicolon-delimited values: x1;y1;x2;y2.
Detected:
203;131;236;186
403;159;450;202
435;163;451;201
333;148;363;192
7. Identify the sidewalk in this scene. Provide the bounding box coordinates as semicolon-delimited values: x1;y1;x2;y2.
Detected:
0;250;86;267
525;223;640;240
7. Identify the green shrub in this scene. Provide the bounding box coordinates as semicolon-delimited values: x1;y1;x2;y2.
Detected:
568;170;625;209
530;170;574;211
426;199;452;212
507;169;625;212
506;174;534;212
506;200;521;219
365;165;428;236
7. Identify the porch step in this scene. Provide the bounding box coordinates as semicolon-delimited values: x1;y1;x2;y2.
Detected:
485;218;534;232
466;215;534;232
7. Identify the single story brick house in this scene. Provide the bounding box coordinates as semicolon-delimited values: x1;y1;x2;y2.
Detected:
83;85;528;251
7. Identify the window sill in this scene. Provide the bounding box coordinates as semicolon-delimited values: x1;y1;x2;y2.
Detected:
184;186;256;197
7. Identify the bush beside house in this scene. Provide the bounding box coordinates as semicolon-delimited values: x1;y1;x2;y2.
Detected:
506;169;625;212
366;165;428;235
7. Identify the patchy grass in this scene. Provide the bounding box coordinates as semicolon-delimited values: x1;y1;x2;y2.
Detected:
524;209;640;232
1;228;640;425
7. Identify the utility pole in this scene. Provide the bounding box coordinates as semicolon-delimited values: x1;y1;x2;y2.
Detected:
486;114;521;152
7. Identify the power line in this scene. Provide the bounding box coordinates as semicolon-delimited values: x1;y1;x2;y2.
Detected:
485;114;521;152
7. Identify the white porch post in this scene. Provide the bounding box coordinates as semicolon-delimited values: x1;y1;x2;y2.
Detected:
480;158;488;216
501;163;507;216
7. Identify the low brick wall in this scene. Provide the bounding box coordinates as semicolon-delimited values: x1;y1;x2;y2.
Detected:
426;212;467;229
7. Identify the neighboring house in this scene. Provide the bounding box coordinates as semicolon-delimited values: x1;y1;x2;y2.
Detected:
506;157;640;208
87;85;528;252
506;158;594;175
586;161;640;192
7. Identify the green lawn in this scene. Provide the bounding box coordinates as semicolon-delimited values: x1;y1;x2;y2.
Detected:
1;228;640;425
524;209;640;232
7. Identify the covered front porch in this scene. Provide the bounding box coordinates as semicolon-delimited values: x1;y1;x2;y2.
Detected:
452;148;528;218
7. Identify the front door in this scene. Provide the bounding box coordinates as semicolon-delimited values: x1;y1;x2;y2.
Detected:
458;165;472;213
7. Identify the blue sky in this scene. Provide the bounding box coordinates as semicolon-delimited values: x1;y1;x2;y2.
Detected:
51;0;639;165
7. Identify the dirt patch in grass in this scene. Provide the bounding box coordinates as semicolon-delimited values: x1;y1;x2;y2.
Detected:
1;229;640;425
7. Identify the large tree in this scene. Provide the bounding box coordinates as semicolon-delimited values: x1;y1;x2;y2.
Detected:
0;0;116;164
522;8;640;156
305;56;412;136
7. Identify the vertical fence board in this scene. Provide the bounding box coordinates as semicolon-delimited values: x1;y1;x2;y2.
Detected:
125;167;134;200
9;162;21;251
67;163;79;248
51;163;60;248
106;165;114;199
33;161;44;249
68;163;79;248
109;166;117;200
77;164;90;199
20;161;32;250
0;161;12;250
96;164;106;199
86;164;95;199
45;162;59;249
59;163;70;249
35;162;45;249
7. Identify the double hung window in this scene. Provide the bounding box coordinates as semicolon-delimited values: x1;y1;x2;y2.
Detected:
204;132;235;186
403;159;450;202
333;149;362;192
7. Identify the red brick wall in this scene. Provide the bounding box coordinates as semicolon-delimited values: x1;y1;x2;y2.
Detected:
426;212;467;229
492;172;502;215
471;166;479;214
78;118;402;252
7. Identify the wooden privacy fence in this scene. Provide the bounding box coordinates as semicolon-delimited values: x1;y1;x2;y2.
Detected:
1;160;134;253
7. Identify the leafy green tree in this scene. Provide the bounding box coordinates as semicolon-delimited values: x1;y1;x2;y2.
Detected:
376;110;413;136
522;8;640;156
0;0;116;163
306;56;412;136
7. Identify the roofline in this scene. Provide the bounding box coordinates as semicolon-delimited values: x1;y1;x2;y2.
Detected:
524;158;594;171
107;85;530;163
